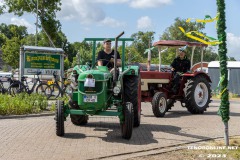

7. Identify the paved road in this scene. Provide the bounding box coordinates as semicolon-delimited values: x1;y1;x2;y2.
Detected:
0;100;239;160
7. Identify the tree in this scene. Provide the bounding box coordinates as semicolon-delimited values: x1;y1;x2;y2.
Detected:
0;24;28;68
160;18;218;64
1;0;62;46
71;41;92;67
131;31;156;59
1;37;21;68
0;23;28;46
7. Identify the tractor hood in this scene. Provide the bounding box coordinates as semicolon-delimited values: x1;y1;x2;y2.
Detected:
78;68;111;81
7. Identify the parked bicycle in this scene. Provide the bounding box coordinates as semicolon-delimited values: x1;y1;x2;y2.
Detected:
8;71;50;97
0;75;15;94
46;71;72;99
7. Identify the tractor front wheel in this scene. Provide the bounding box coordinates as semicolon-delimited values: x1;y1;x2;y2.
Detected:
55;100;65;136
69;100;88;125
166;99;175;111
152;92;167;117
121;102;134;140
184;75;211;114
123;75;141;127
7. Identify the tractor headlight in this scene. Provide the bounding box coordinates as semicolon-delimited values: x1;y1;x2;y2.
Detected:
113;86;121;95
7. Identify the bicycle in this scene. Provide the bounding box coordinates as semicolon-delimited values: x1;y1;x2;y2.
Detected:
46;71;72;99
0;75;15;94
8;71;50;97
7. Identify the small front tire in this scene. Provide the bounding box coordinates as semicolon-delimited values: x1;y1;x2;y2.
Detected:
56;100;65;136
152;92;167;117
121;102;134;140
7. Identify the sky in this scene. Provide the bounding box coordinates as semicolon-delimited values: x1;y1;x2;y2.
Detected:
0;0;240;60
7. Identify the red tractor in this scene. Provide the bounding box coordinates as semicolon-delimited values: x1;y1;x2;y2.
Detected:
140;40;212;117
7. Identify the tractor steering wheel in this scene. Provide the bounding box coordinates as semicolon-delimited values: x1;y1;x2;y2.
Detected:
96;59;113;69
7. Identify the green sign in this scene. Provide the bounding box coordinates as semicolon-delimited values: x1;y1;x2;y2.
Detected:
24;53;60;69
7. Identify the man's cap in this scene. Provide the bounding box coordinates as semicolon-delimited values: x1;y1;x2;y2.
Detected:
179;45;187;53
103;38;111;43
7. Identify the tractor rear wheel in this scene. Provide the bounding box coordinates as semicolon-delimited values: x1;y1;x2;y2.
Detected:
167;99;175;111
121;102;134;140
69;100;88;125
56;100;65;136
152;92;167;117
184;75;211;114
123;75;141;127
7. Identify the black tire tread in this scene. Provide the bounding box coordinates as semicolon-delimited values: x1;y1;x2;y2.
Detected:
121;102;134;139
56;100;64;136
69;100;88;125
152;92;167;117
166;99;176;111
184;75;212;114
123;75;141;127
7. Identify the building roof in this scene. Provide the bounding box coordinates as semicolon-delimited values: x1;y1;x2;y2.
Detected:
208;61;240;68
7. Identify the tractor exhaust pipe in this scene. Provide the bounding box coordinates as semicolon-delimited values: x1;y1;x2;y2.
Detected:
113;31;124;82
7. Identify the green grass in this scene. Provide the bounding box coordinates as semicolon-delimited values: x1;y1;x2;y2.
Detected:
0;93;48;115
129;136;240;160
212;92;239;99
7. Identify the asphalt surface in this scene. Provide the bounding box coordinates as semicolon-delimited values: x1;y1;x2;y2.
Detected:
0;99;239;160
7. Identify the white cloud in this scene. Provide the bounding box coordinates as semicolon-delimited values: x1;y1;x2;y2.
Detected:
58;0;105;24
227;33;240;60
95;0;129;4
99;17;126;28
130;0;172;9
0;0;4;5
137;16;153;29
10;17;35;33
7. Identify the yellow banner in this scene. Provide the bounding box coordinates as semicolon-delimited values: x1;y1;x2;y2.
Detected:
186;13;219;23
179;27;222;45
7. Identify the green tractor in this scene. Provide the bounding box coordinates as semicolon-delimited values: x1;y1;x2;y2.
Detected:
55;32;141;139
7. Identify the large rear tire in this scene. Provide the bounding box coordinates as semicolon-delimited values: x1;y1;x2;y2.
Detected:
55;100;64;136
121;102;134;140
166;99;175;111
184;75;211;114
123;75;141;127
152;92;167;117
69;100;88;125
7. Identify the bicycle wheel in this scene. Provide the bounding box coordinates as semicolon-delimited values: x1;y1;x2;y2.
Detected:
36;83;49;96
49;84;61;99
45;86;52;100
8;81;26;96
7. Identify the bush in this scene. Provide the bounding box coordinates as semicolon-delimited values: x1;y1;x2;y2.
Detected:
0;93;48;115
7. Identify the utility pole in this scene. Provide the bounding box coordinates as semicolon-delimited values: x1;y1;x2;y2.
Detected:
35;0;38;46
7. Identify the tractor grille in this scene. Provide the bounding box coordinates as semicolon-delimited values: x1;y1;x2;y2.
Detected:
79;81;103;93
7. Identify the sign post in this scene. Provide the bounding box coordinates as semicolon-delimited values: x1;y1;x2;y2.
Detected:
19;45;64;81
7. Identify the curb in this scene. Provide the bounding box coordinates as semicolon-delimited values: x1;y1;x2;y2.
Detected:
0;111;54;119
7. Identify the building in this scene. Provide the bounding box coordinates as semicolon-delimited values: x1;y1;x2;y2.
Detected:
208;61;240;95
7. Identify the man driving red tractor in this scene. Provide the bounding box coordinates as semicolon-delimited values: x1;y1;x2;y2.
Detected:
170;46;190;94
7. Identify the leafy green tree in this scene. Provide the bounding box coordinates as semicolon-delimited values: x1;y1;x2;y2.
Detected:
160;18;218;64
71;42;92;67
0;23;28;47
64;57;70;70
1;37;21;68
227;56;236;61
130;31;156;59
1;0;62;46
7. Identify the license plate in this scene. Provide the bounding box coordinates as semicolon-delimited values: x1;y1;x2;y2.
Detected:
83;95;97;102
